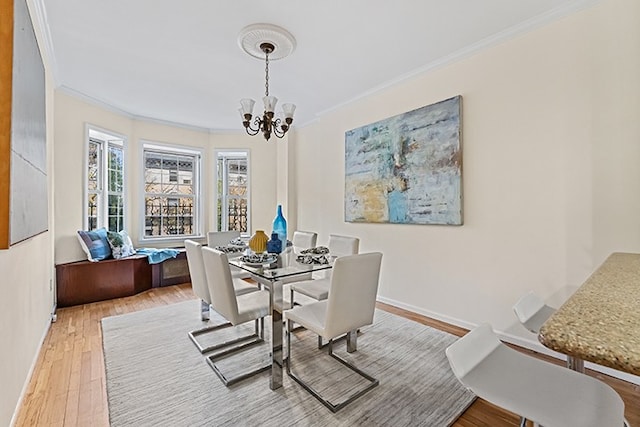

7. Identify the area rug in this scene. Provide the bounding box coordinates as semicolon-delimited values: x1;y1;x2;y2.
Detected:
102;300;475;426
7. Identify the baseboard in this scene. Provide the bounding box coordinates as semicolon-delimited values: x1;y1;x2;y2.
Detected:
377;295;477;332
9;315;53;427
377;295;640;386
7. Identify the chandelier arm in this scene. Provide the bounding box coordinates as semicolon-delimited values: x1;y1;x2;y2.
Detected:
272;117;286;139
244;116;261;136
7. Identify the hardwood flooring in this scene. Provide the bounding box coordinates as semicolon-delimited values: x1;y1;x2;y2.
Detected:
13;284;639;426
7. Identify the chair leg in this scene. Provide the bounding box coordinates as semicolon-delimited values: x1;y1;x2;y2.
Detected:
206;318;270;387
200;299;210;321
188;321;233;354
317;329;359;351
346;329;357;353
286;323;379;413
290;287;295;309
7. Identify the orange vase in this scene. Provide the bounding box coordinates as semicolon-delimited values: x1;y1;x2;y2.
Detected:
249;230;269;253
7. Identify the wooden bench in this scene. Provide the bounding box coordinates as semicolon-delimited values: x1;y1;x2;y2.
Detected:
56;250;190;307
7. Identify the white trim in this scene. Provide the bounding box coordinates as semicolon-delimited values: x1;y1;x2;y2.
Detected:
58;86;228;134
83;124;127;231
28;0;59;86
377;294;640;386
313;0;602;122
139;140;204;243
9;317;52;427
377;295;477;331
213;149;251;235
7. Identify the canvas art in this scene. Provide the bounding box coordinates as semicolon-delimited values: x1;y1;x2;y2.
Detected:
345;96;462;225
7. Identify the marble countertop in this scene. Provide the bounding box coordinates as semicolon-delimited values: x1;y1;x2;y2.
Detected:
538;252;640;375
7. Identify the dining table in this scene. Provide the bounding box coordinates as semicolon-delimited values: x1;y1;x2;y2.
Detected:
538;252;640;376
229;251;333;390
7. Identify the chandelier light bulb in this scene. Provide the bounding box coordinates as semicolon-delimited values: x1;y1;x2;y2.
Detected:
263;96;278;114
282;103;296;119
239;98;256;116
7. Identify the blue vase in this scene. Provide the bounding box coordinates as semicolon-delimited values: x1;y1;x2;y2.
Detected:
272;204;287;251
267;232;282;254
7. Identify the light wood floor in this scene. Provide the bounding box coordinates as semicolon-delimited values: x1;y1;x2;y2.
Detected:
14;284;640;426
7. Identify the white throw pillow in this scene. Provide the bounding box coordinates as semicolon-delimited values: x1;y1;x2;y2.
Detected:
106;230;137;259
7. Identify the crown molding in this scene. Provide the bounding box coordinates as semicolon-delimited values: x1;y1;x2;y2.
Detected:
58;85;240;134
315;0;602;119
28;0;59;86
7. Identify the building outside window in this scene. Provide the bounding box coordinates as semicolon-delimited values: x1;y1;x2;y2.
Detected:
216;150;249;234
143;143;201;238
86;127;125;232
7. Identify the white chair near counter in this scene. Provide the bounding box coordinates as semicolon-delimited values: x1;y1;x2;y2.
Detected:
512;291;556;334
185;239;257;354
285;252;383;412
202;247;272;386
446;323;627;427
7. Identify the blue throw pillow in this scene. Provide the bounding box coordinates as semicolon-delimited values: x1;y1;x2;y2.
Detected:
77;228;112;262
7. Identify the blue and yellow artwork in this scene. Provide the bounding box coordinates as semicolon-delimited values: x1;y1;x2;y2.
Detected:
344;96;462;225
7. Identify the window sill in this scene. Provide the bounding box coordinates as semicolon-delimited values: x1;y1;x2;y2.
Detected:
138;235;204;247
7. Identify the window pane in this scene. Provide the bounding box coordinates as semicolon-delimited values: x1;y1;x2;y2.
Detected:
228;197;247;232
216;152;249;233
87;130;125;231
143;147;199;238
162;155;178;194
87;193;98;231
108;145;124;192
107;195;123;232
88;141;100;191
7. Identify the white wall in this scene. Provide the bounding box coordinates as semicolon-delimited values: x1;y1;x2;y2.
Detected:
1;2;55;423
53;92;280;264
294;0;640;348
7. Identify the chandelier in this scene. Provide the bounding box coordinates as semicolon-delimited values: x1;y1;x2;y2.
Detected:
238;24;296;141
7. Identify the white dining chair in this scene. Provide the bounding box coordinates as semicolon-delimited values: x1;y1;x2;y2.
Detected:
446;323;627;427
290;234;359;303
185;240;258;354
279;231;319;302
207;230;250;279
202;247;272;386
285;252;383;412
291;230;317;254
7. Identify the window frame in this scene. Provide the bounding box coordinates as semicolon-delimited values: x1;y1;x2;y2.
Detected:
83;124;126;232
214;149;251;235
139;140;203;243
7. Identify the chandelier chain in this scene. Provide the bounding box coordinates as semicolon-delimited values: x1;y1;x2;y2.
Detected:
264;51;270;97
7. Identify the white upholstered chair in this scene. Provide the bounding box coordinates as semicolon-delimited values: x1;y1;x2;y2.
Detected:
207;230;241;247
290;234;359;304
285;252;383;412
202;247;271;386
185;239;257;354
279;231;318;298
291;230;317;254
446;323;627;427
207;230;250;279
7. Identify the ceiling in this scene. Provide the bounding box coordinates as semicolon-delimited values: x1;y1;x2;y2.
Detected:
40;0;595;132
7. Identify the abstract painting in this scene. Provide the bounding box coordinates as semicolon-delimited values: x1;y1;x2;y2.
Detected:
345;96;462;225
